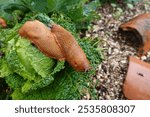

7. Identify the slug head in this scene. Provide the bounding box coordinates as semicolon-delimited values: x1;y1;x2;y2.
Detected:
66;49;90;72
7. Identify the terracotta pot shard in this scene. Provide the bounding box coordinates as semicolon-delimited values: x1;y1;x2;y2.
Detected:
119;13;150;56
123;56;150;100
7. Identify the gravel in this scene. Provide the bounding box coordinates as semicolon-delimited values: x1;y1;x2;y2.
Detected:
87;1;150;100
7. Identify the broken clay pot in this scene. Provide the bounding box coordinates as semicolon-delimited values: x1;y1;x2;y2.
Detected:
123;56;150;100
119;13;150;56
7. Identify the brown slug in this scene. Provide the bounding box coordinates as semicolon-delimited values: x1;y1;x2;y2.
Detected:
19;20;65;60
51;24;90;71
19;20;90;71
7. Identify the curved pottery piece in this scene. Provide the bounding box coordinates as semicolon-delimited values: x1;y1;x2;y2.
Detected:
119;13;150;56
123;56;150;100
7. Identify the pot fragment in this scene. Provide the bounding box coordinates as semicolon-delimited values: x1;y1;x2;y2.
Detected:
119;13;150;56
123;56;150;100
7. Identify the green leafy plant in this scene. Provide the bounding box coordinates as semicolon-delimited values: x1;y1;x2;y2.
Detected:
0;0;100;29
0;13;102;99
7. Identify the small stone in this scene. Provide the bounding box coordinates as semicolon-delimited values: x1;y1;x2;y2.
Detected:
115;81;118;85
108;47;112;54
120;60;127;64
113;48;119;54
141;56;147;61
93;25;100;32
93;34;99;38
105;95;111;100
86;33;91;37
86;92;91;100
107;14;112;18
147;51;150;57
100;79;104;82
93;79;97;84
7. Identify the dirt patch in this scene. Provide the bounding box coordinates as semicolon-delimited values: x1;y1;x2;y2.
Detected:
87;1;150;99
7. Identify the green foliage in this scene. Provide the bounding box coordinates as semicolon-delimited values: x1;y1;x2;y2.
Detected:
11;37;101;100
50;13;77;33
34;13;53;27
5;74;25;89
0;58;12;78
0;0;102;99
5;37;66;94
0;78;10;100
0;13;102;99
0;0;100;29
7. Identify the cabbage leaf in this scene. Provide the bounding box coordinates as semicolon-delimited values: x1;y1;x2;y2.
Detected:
0;13;102;100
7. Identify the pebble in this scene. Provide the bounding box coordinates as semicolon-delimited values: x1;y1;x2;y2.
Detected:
108;47;112;54
105;95;111;100
115;81;119;85
113;48;119;54
120;60;127;64
99;79;103;83
147;51;150;57
86;33;91;37
141;56;147;61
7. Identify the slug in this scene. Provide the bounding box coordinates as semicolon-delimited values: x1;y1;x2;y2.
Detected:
19;20;90;71
19;20;65;60
51;23;90;71
0;17;7;28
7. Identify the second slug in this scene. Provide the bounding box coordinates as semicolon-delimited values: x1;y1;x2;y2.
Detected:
51;23;90;71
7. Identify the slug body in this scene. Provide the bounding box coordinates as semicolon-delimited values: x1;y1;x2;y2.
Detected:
0;17;7;27
19;20;90;71
19;20;65;60
51;24;90;71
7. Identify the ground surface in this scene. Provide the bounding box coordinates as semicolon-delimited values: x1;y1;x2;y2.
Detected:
87;1;150;100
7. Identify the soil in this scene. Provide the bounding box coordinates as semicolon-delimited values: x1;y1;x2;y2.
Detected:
87;0;150;100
